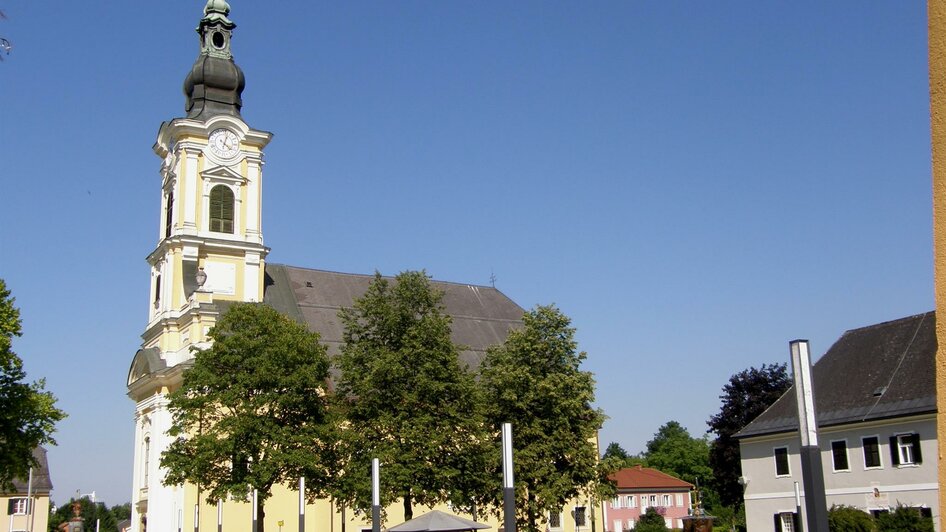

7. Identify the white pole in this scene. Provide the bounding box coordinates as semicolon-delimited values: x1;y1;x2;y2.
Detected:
371;459;380;532
25;467;33;532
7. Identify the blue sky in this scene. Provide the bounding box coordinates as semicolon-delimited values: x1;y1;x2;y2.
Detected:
0;2;932;506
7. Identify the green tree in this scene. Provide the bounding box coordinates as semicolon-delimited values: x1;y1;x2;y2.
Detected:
643;421;713;489
333;271;486;521
160;303;334;532
603;442;630;461
828;505;874;532
876;505;933;532
479;305;604;532
706;364;790;509
49;498;120;532
632;508;668;532
0;279;65;491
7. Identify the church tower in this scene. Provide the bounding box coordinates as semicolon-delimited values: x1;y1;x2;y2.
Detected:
127;2;271;531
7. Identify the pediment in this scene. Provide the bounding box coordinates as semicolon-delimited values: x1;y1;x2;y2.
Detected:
201;164;246;184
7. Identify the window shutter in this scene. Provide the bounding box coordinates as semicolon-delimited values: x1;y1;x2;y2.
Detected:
889;436;900;466
792;512;801;532
911;433;922;464
7;499;14;514
774;513;782;532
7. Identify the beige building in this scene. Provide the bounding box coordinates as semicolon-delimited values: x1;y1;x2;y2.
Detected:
0;448;52;532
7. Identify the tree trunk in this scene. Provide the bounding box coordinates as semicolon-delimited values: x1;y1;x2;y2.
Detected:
404;490;413;521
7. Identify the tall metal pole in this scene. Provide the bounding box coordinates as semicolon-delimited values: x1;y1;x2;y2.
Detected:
502;423;516;532
194;503;199;532
299;477;306;532
217;500;223;532
252;489;259;532
372;459;381;532
794;482;804;532
790;340;828;532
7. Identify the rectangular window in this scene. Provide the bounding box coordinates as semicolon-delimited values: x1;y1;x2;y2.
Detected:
774;447;790;476
662;494;671;507
549;512;562;529
649;495;657;507
613;520;623;532
7;498;29;515
640;495;647;508
775;512;797;532
612;497;621;509
627;520;635;531
626;495;635;508
573;507;587;528
863;436;882;468
675;493;684;507
891;433;922;466
831;440;849;471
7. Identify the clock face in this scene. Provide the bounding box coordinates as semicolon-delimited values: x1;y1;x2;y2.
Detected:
209;128;240;158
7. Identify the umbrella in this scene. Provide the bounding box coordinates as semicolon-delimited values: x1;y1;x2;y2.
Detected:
388;510;491;532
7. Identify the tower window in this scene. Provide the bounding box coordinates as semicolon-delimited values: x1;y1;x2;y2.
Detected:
209;185;234;233
212;31;225;49
165;191;174;238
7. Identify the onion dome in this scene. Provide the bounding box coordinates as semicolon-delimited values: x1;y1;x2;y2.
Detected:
183;0;245;120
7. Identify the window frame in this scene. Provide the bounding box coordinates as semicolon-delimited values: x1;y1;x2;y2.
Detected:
862;435;883;469
8;498;29;516
548;511;563;530
209;184;235;234
830;439;850;472
774;446;791;477
891;433;922;466
573;506;587;528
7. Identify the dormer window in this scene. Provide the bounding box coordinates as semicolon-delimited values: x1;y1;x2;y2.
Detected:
209;185;234;233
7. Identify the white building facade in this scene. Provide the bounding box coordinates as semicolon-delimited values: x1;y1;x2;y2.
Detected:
738;312;939;532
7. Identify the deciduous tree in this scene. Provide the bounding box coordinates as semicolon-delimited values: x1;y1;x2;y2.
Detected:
160;303;334;532
479;305;604;532
333;271;486;521
643;421;712;489
632;508;668;532
706;363;790;509
0;279;65;491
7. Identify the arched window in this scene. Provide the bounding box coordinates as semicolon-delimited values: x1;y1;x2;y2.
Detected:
142;435;151;486
209;185;234;233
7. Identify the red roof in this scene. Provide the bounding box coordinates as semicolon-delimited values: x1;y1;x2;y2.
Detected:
608;465;694;491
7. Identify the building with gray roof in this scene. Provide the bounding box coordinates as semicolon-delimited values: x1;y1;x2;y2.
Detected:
737;312;938;532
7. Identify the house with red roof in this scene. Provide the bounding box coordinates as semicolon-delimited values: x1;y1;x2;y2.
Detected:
604;465;693;531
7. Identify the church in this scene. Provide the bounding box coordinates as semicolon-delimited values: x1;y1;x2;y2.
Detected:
125;3;598;532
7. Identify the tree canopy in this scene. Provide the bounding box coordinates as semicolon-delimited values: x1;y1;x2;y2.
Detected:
706;363;790;509
632;508;668;532
49;499;130;532
0;279;65;491
643;421;712;490
333;271;486;521
160;303;334;532
479;304;604;532
603;442;630;462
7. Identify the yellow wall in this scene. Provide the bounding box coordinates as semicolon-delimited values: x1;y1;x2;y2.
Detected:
932;1;946;527
0;494;50;532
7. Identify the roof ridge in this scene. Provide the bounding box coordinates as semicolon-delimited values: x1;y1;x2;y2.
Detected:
272;263;510;292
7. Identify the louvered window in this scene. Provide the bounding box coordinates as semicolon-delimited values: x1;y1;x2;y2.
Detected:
209;185;234;233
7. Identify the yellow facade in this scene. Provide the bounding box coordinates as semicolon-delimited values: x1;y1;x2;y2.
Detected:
932;1;946;528
0;494;50;532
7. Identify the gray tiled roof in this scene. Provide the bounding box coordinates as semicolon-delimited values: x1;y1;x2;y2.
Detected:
263;264;525;372
5;447;53;494
736;311;936;439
